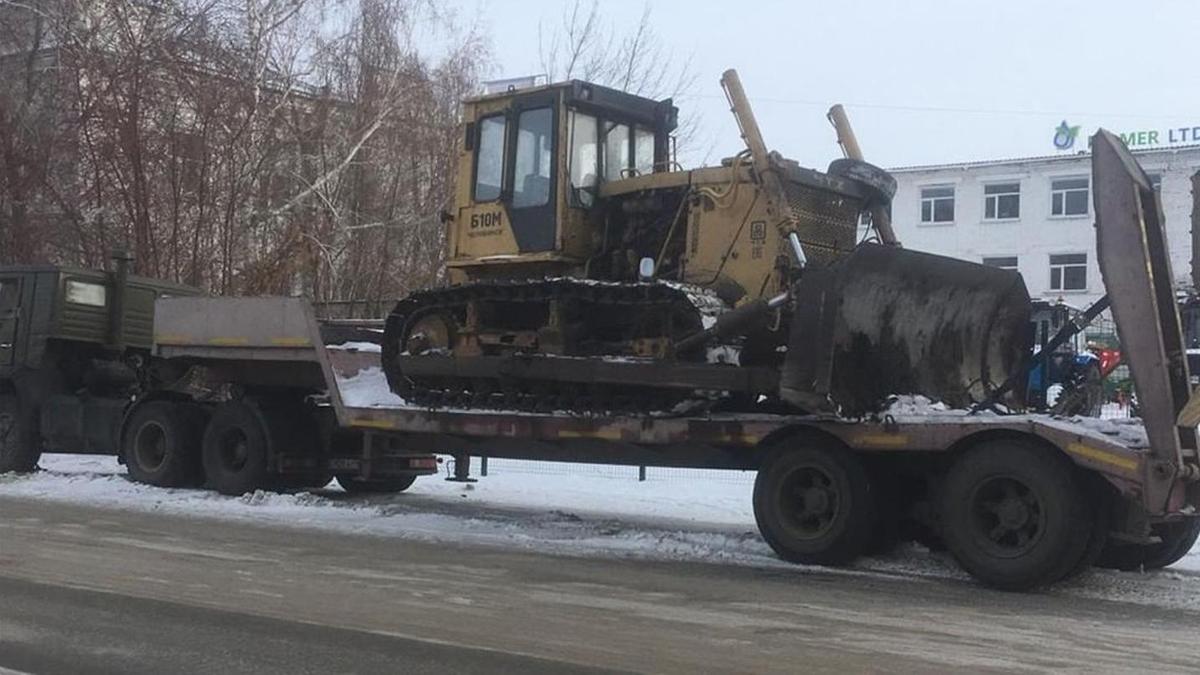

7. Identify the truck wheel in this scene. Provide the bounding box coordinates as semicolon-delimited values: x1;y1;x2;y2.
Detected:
123;401;203;487
0;394;40;474
753;435;876;566
336;474;417;494
1059;474;1113;582
202;401;271;496
1096;518;1200;572
941;440;1093;590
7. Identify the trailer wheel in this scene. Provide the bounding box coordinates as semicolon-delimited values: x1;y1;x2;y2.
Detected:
202;401;271;496
941;440;1092;590
0;394;40;474
753;435;876;566
123;401;203;487
1059;474;1113;582
336;474;417;494
1096;518;1200;572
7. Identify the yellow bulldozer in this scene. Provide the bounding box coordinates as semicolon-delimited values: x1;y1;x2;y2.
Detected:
382;70;1031;415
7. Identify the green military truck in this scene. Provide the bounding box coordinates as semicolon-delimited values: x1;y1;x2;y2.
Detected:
0;254;197;471
0;255;437;491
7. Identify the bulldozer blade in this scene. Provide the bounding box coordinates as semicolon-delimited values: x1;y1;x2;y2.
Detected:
781;243;1032;415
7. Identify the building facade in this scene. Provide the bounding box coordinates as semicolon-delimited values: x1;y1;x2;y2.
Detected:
876;145;1200;308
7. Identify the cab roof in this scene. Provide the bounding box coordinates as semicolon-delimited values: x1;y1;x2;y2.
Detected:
465;79;678;133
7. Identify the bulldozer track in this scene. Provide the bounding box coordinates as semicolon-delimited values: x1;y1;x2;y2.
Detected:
382;278;731;415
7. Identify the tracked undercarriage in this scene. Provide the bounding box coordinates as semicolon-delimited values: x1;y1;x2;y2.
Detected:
381;278;784;414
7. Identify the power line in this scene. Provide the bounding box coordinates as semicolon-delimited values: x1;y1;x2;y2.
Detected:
675;93;1185;120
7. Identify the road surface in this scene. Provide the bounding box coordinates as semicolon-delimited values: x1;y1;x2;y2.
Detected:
1;496;1198;674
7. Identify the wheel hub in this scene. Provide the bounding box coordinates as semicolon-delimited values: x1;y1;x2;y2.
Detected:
971;476;1045;557
783;466;840;539
406;314;454;354
996;498;1030;529
134;422;168;472
218;430;250;472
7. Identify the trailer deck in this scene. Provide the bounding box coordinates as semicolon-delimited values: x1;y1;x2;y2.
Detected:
154;295;1162;509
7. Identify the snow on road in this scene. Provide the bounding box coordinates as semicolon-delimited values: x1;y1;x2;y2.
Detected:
2;453;1199;610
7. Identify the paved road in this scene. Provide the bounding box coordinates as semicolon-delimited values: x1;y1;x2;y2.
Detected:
1;496;1199;674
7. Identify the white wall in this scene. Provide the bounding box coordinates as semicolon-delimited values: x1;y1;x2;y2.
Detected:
877;147;1200;307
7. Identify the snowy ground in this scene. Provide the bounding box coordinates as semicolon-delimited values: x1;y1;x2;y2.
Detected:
2;453;1199;610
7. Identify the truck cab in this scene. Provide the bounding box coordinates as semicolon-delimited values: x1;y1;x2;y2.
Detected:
447;80;678;283
0;262;199;470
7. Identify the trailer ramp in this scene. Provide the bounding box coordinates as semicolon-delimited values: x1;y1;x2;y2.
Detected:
1092;129;1200;512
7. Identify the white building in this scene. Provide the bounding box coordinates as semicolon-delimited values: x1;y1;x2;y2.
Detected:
878;144;1200;307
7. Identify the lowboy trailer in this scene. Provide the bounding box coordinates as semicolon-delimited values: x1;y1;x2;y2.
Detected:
1;131;1197;590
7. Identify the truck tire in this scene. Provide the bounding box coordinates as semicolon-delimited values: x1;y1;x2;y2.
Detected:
202;400;272;496
941;440;1093;590
1058;474;1113;582
336;474;417;494
0;394;40;474
123;401;203;487
1096;517;1200;572
753;435;876;566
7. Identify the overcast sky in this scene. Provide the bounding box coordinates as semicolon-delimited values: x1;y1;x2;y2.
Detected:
443;0;1194;170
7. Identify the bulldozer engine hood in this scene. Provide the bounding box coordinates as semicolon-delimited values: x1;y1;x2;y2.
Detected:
781;243;1032;416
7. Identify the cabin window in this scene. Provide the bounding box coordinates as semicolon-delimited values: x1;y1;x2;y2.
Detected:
473;115;507;202
65;280;107;307
568;110;599;206
603;122;630;182
633;127;655;176
513;107;553;208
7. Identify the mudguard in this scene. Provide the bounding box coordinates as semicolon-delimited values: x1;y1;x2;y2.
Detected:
781;243;1032;415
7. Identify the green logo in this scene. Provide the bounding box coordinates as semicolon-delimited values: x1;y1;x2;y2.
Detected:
1053;120;1081;150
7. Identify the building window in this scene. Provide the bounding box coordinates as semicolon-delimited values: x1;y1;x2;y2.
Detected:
1050;177;1089;216
1050;253;1087;291
920;185;955;223
983;182;1020;220
982;256;1018;271
1146;172;1163;192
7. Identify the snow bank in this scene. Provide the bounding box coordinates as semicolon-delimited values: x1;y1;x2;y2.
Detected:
3;454;1199;609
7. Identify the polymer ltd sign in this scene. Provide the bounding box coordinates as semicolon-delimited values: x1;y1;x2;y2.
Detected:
1053;120;1200;151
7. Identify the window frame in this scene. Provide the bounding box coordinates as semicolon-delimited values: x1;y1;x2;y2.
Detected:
566;109;600;208
471;113;508;203
919;184;956;225
1049;176;1090;218
982;181;1021;222
510;106;555;209
1048;252;1088;292
982;255;1019;271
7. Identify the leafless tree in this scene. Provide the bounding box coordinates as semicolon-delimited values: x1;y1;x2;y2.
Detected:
0;0;487;308
538;0;699;149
